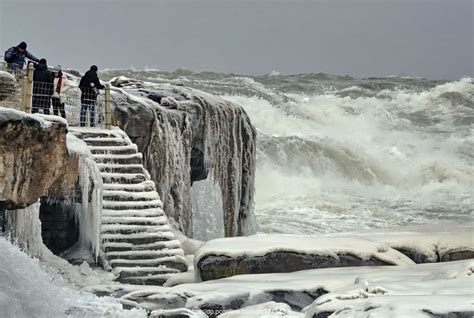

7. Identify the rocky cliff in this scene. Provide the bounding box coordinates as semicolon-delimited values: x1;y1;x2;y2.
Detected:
0;109;78;209
109;77;257;238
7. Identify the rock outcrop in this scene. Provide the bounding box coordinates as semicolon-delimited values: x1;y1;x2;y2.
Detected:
194;235;414;281
327;227;474;264
109;77;257;238
0;71;16;103
0;109;78;209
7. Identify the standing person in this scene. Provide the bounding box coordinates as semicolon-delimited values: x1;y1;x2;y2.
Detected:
51;66;69;119
4;41;40;70
32;59;53;114
79;65;104;127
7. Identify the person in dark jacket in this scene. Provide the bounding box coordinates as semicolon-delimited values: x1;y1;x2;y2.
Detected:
32;59;54;114
4;42;40;70
79;65;104;127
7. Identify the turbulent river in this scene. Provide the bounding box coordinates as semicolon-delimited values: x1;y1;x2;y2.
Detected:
101;69;474;235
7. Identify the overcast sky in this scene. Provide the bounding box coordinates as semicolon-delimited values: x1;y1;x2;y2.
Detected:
1;0;472;80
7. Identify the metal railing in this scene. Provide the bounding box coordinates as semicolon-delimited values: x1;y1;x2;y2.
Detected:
0;62;111;129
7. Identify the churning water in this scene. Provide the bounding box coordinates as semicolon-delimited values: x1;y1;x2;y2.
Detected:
101;69;474;235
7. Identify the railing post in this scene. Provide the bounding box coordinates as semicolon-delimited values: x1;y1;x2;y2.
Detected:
104;83;112;130
22;63;34;113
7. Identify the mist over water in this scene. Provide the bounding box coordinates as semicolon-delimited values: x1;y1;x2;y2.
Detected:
102;69;474;235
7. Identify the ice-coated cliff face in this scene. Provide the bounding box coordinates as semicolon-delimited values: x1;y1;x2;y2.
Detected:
109;77;257;238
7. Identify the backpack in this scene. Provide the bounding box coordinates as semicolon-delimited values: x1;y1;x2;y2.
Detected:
4;47;15;63
4;46;16;63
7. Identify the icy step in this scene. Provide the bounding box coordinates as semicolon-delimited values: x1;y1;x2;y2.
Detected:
103;190;160;202
108;255;188;271
105;248;184;261
103;199;163;210
102;232;176;245
94;156;143;165
69;131;113;139
102;208;165;218
101;224;172;235
118;274;175;285
101;173;147;184
102;240;182;253
102;216;168;226
93;152;142;162
103;181;155;192
117;274;178;286
90;145;138;155
99;165;144;175
82;137;129;147
114;266;180;278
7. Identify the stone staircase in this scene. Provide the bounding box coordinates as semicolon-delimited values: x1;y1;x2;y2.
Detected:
69;127;187;285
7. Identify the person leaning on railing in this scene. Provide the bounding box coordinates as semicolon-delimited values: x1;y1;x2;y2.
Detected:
79;65;104;127
32;59;54;114
4;41;39;70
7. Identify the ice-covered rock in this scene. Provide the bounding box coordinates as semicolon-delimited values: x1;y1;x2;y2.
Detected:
0;108;78;209
328;225;474;263
109;259;473;316
194;234;414;281
108;77;257;238
304;259;474;317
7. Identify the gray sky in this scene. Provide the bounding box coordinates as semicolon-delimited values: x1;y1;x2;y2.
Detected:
1;0;472;80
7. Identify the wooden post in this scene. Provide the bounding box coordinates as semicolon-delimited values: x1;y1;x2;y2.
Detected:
104;84;112;129
22;63;34;113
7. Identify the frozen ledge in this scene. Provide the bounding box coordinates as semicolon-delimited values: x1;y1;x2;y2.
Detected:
194;234;415;282
327;225;474;263
107;259;473;316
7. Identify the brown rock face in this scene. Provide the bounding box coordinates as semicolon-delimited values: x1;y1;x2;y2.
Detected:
0;110;79;209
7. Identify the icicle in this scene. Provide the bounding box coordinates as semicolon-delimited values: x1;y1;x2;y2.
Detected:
4;201;44;257
75;154;103;261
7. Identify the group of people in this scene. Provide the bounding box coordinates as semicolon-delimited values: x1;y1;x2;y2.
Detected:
4;41;105;127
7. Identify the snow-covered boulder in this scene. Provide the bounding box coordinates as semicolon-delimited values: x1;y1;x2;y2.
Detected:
194;235;414;281
304;259;474;317
328;226;474;263
108;77;257;238
111;259;473;316
0;108;78;209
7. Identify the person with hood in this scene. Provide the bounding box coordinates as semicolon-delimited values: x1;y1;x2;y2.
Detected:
79;65;104;127
32;58;54;114
4;41;40;70
51;65;70;119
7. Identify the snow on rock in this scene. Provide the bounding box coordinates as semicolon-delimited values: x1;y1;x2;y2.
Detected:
304;259;474;317
194;234;414;281
306;295;474;318
150;308;208;318
109;77;257;238
114;259;473;316
217;302;304;318
328;225;474;263
0;108;79;209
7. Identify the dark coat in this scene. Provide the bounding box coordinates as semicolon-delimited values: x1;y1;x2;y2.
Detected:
79;70;104;101
33;63;54;96
4;46;39;70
